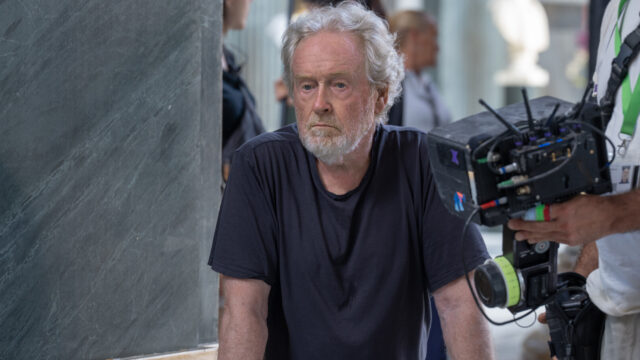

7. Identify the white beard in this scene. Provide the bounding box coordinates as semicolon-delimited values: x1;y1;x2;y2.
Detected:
299;106;375;165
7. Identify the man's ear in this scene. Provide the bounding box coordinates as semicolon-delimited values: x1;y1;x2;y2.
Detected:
374;87;389;115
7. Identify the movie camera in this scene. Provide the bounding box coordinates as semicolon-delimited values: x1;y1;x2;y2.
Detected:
426;89;611;314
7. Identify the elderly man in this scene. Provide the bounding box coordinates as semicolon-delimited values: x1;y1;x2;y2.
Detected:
209;3;494;359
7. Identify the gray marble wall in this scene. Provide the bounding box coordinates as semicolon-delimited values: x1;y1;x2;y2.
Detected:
0;1;222;359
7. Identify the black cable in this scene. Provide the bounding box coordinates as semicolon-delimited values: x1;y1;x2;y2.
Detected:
486;133;513;175
514;309;538;328
488;118;613;188
484;123;529;174
564;120;616;170
497;126;580;189
471;129;510;162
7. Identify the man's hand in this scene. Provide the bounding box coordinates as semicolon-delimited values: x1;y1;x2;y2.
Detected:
507;194;615;246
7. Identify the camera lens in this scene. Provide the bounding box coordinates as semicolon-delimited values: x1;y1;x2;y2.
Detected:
474;257;521;308
474;261;507;307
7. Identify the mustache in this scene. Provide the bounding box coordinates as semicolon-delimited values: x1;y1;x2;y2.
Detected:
306;113;339;130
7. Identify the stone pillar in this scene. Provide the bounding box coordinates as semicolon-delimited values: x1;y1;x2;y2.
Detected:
0;0;222;358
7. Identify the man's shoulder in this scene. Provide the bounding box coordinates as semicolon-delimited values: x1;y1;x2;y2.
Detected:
229;125;307;185
379;124;428;147
376;124;432;170
236;124;301;155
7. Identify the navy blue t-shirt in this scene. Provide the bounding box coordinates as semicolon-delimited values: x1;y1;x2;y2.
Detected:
209;124;488;360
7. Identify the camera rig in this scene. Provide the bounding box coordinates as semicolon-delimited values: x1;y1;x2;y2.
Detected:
426;91;612;314
422;18;640;356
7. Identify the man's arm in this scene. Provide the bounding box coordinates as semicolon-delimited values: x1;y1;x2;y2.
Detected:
433;273;494;360
508;189;640;246
573;242;599;277
218;275;271;360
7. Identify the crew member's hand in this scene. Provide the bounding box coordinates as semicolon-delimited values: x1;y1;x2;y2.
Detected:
507;194;613;246
538;312;547;324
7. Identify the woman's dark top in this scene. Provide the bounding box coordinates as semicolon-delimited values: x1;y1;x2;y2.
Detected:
222;47;264;164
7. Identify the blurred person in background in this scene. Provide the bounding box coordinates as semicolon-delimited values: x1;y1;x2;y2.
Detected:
223;0;265;181
387;10;451;133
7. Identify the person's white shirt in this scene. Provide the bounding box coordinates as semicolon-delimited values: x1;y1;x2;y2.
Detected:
588;0;640;358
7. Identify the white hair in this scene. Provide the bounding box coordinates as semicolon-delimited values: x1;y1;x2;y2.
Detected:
281;1;405;123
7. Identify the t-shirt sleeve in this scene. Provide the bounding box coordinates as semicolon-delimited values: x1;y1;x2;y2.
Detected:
421;152;489;293
208;149;278;286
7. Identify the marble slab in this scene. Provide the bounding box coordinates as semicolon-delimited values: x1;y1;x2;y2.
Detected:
0;0;222;358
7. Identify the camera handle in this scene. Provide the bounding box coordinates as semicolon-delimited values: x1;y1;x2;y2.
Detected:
503;224;558;313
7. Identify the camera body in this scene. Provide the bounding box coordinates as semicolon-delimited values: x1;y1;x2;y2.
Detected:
426;96;611;313
426;96;610;226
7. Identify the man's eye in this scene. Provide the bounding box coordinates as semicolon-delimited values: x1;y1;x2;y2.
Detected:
335;82;346;89
301;84;313;91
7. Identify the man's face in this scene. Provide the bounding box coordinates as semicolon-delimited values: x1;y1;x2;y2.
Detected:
224;0;253;30
413;22;439;68
291;31;383;165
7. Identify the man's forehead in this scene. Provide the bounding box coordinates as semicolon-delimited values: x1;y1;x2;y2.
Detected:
292;31;365;73
416;20;437;34
293;70;354;81
294;31;363;58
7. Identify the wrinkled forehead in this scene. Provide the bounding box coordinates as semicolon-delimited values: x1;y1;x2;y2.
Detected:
292;31;366;73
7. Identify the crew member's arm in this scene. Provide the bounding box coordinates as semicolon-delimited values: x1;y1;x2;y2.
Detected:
573;242;599;277
508;189;640;246
218;276;270;360
433;273;494;360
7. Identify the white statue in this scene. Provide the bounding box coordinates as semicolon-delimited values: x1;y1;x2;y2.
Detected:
489;0;550;87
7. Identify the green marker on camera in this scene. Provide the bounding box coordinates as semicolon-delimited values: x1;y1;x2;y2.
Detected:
523;204;551;221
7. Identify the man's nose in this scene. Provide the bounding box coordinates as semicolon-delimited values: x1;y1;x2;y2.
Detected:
312;85;331;114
